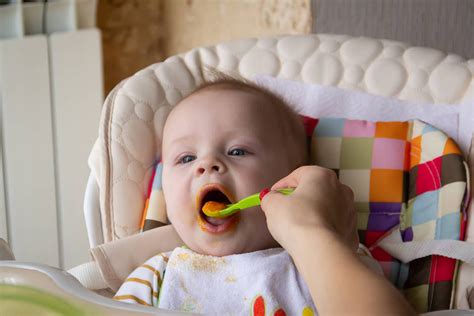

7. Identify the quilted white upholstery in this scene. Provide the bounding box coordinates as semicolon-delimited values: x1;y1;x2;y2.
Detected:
89;33;474;242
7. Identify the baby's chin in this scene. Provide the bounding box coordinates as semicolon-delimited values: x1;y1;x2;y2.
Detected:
186;241;246;257
186;237;278;257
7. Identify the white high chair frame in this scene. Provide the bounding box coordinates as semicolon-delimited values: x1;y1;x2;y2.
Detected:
81;33;474;314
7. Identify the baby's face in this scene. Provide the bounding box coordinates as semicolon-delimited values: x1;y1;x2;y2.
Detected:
161;89;296;256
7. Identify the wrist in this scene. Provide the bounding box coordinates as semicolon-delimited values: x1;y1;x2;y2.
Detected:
285;225;343;258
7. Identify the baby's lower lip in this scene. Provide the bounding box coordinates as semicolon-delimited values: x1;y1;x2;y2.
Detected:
197;212;239;234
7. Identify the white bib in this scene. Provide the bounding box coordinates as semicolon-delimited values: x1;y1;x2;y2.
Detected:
158;247;317;315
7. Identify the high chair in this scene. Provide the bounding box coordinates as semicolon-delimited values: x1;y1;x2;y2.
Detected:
1;33;474;315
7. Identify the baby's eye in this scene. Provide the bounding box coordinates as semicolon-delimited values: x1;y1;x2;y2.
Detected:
179;155;196;164
228;148;246;156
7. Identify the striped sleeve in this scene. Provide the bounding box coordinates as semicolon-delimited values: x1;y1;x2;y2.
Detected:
113;253;168;307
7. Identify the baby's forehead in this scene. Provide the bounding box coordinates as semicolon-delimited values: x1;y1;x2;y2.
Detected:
162;85;307;165
174;88;279;117
163;89;285;141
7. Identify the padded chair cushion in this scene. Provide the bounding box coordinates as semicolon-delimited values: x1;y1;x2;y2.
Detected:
89;34;474;243
311;117;468;312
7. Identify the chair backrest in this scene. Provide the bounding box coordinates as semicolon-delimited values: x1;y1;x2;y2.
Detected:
87;33;474;244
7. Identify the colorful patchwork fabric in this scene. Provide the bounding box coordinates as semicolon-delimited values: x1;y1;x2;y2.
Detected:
141;162;167;231
308;117;468;313
141;116;469;313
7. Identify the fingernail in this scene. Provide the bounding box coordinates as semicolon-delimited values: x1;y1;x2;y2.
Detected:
259;188;270;200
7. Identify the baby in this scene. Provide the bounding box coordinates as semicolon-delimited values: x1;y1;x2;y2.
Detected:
161;79;308;258
113;78;374;314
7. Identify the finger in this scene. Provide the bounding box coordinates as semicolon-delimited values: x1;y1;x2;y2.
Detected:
270;167;306;191
341;184;354;202
270;165;327;190
349;205;359;251
260;189;291;214
353;230;360;251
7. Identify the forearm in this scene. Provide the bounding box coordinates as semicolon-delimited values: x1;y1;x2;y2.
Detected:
288;227;415;316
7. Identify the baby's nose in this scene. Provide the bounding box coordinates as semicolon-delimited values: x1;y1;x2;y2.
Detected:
196;158;226;175
197;165;220;174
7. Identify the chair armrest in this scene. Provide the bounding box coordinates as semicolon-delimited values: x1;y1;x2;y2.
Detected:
84;173;103;248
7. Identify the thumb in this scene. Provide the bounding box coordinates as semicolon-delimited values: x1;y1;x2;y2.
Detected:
260;189;290;215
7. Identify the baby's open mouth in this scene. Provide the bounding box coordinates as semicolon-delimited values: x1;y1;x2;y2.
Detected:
197;185;239;233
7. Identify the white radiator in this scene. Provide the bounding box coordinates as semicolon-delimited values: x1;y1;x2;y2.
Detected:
0;0;103;270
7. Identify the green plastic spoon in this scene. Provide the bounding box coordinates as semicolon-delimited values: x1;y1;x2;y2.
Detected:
202;188;294;218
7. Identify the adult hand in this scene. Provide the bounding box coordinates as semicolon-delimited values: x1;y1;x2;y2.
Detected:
261;166;416;315
261;165;358;253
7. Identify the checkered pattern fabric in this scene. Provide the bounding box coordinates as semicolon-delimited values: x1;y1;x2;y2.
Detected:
140;162;167;231
307;117;468;313
141;116;469;313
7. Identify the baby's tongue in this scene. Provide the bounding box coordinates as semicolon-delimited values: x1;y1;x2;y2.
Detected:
204;214;228;226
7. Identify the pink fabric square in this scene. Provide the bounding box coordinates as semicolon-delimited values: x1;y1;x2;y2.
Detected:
343;120;376;137
372;138;407;169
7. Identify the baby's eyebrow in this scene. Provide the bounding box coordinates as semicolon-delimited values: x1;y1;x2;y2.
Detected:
164;130;266;149
166;135;194;145
161;137;193;158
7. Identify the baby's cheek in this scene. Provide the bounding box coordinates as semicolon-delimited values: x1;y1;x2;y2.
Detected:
167;207;193;241
248;170;279;189
164;194;183;221
241;209;276;251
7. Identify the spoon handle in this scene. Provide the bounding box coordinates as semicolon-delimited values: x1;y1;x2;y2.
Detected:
216;188;295;217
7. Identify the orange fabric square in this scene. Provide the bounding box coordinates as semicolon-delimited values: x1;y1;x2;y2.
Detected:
370;169;404;202
403;142;411;171
443;138;462;155
375;122;409;140
410;136;422;169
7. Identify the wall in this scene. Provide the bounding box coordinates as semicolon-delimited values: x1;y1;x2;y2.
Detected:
312;0;474;59
97;0;166;95
0;30;103;270
162;0;311;57
98;0;311;95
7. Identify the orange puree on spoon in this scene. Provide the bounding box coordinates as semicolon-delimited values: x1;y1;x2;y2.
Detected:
202;201;226;215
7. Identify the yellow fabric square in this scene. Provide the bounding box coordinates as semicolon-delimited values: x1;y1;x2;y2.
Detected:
354;202;370;213
356;210;369;230
404;285;429;314
412;120;425;139
400;201;412;230
420;132;447;163
339;170;370;202
412;220;436;240
438;182;466;216
370;169;404;202
410;136;422;169
340;138;373;169
311;137;341;169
